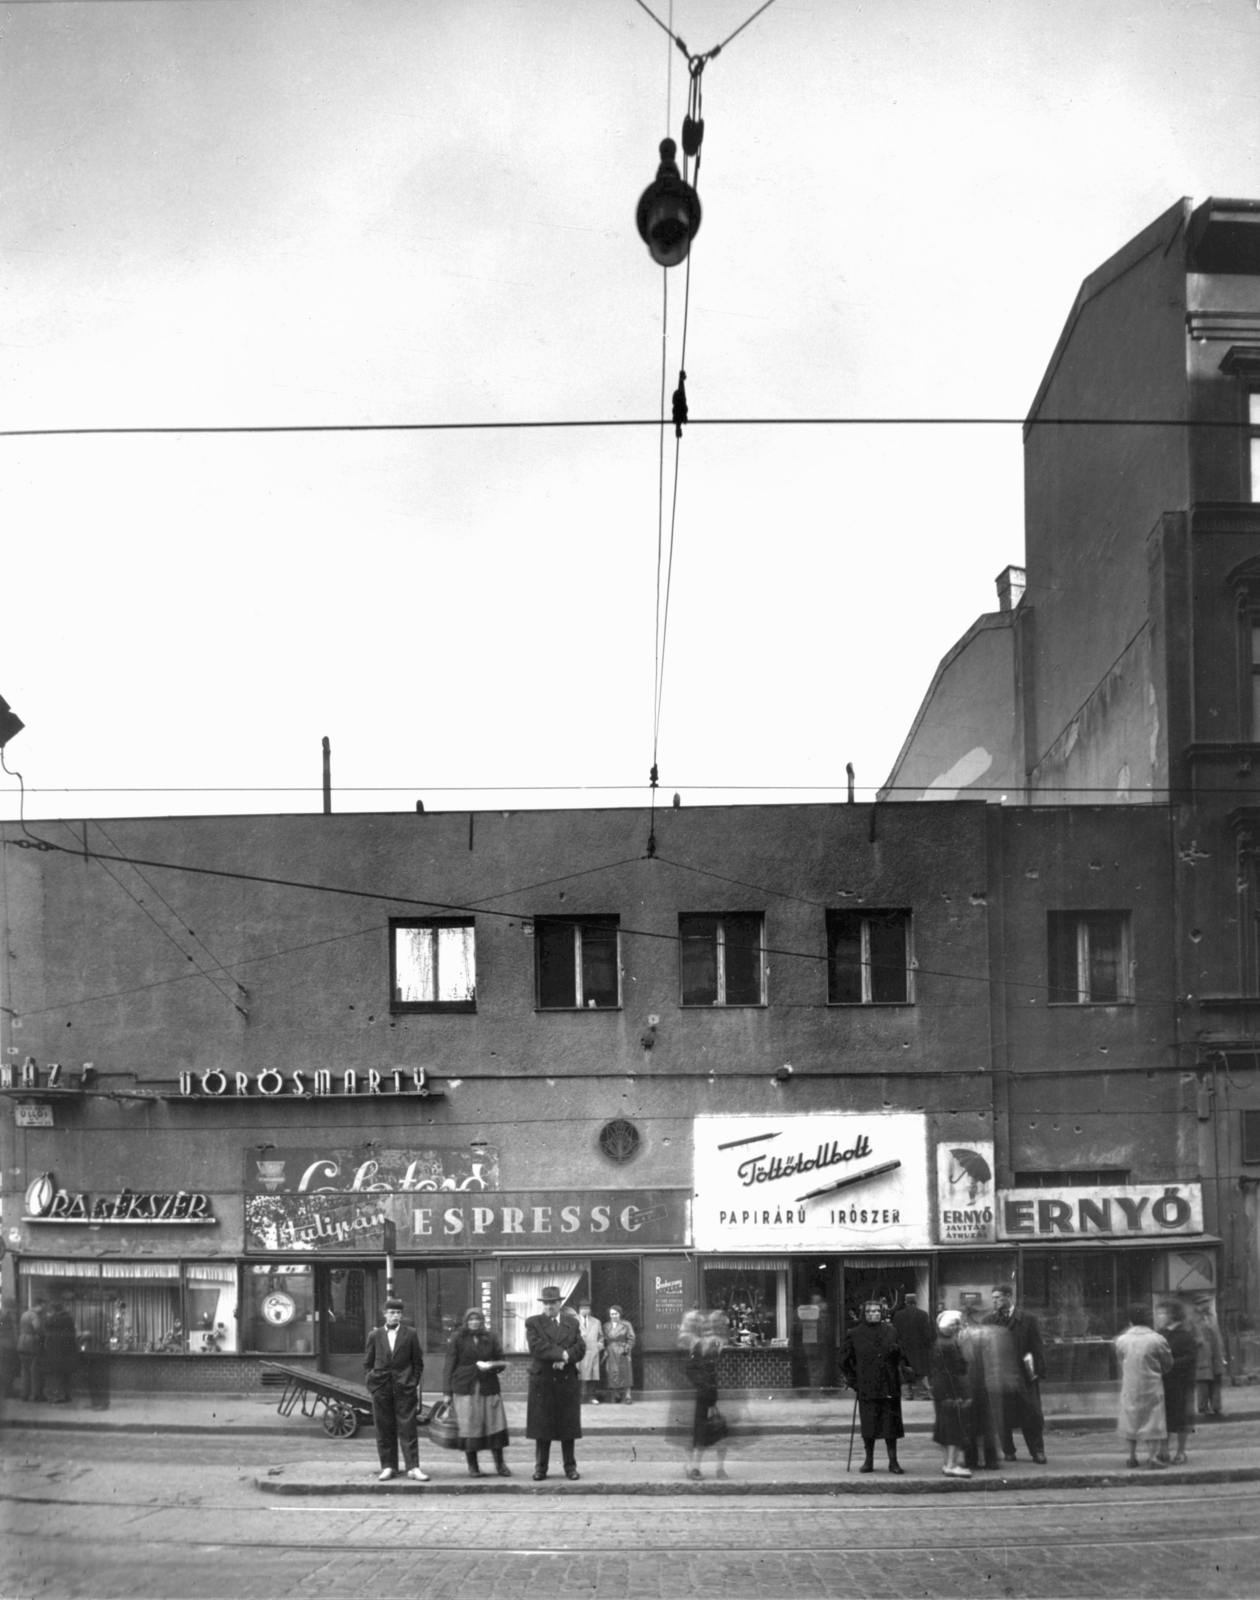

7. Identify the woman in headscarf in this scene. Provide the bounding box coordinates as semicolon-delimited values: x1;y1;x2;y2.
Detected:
840;1299;906;1474
442;1308;510;1477
1115;1304;1172;1469
603;1305;636;1405
930;1310;972;1478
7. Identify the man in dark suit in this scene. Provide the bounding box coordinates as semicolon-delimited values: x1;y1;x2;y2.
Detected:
525;1285;586;1480
984;1284;1047;1463
364;1296;429;1482
891;1293;935;1400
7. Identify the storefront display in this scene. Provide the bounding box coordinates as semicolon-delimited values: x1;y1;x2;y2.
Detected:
20;1260;237;1354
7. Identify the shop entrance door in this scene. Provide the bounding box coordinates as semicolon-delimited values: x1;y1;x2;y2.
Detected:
591;1259;643;1394
790;1259;838;1391
319;1265;389;1382
841;1261;928;1334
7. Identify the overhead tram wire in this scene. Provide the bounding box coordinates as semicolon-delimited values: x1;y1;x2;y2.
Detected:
2;415;1249;439
649;4;675;863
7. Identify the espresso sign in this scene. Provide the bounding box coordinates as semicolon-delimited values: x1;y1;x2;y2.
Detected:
245;1188;688;1253
693;1113;930;1252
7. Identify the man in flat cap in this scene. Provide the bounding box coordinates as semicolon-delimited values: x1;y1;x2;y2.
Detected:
525;1286;586;1480
364;1296;429;1482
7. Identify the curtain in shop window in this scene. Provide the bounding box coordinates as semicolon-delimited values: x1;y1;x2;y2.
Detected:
502;1269;582;1352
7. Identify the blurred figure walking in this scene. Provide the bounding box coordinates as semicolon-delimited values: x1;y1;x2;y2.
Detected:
930;1311;972;1478
1157;1301;1197;1464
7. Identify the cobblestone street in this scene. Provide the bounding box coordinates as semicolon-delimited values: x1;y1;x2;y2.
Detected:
3;1428;1258;1598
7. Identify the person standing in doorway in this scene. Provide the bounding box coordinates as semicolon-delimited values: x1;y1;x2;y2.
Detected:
841;1299;906;1475
891;1293;935;1401
984;1285;1047;1464
603;1305;636;1405
364;1296;429;1483
17;1299;45;1403
575;1299;604;1404
525;1286;585;1480
1194;1305;1227;1418
1157;1301;1197;1465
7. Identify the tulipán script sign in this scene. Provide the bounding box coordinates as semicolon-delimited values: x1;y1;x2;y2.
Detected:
997;1183;1204;1240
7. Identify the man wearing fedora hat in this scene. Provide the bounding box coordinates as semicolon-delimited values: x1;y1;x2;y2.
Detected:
364;1296;429;1483
525;1286;586;1480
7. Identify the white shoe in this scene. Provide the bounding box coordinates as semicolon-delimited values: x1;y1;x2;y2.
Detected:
945;1465;972;1478
378;1468;395;1481
407;1467;430;1482
590;1398;600;1405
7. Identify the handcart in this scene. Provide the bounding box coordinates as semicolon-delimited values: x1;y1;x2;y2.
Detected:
264;1361;375;1440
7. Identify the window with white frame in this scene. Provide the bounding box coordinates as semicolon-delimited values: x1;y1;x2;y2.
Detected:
1047;911;1132;1004
679;913;765;1006
1250;392;1260;503
390;919;476;1012
534;916;620;1009
827;909;911;1004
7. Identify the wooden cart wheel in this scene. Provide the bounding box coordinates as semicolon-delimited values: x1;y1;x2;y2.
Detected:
322;1400;360;1438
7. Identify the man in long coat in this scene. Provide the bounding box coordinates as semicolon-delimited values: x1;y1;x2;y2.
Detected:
891;1293;935;1400
840;1300;906;1474
575;1299;604;1404
17;1299;45;1403
984;1285;1047;1463
364;1296;429;1482
525;1285;586;1480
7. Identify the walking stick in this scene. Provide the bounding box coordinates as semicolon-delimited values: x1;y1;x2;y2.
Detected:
845;1390;859;1472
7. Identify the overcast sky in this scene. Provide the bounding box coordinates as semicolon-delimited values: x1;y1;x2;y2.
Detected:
3;0;1258;822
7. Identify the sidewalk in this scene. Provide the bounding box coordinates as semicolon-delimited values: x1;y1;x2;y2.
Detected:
3;1390;1257;1493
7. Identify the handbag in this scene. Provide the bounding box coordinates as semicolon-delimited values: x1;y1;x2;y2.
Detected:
426;1399;462;1450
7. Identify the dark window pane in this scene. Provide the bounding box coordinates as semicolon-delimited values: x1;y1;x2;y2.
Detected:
868;914;908;1003
580;921;619;1008
537;921;576;1008
827;912;863;1003
1086;915;1122;1002
680;914;718;1004
723;915;763;1004
1047;913;1079;1002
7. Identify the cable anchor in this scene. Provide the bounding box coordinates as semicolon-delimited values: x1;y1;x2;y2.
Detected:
672;371;688;439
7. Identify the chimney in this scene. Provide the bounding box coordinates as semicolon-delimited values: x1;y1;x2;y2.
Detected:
995;565;1026;612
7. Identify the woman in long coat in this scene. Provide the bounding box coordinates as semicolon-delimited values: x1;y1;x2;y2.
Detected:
684;1313;730;1481
840;1301;906;1474
1158;1301;1198;1464
442;1308;510;1476
602;1306;636;1405
930;1311;972;1478
1115;1305;1172;1469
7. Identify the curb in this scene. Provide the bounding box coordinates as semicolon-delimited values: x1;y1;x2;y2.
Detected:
252;1465;1260;1497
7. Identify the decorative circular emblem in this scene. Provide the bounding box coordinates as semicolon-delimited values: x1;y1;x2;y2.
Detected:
262;1291;296;1326
24;1172;55;1217
598;1118;641;1164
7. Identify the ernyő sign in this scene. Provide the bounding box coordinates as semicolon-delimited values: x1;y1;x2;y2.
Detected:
997;1183;1203;1240
935;1139;995;1243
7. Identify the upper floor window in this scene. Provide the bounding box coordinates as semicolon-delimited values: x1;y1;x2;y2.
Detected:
1250;392;1260;503
827;909;911;1004
535;916;620;1009
1047;911;1131;1004
390;919;476;1012
679;913;765;1006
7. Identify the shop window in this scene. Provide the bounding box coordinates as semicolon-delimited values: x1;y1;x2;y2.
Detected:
390;919;476;1012
1243;1109;1260;1164
1021;1248;1152;1384
1013;1169;1131;1188
535;916;619;1009
699;1260;788;1344
244;1265;316;1355
19;1260;212;1353
423;1264;471;1353
827;909;911;1004
501;1261;589;1352
185;1264;239;1352
1047;911;1132;1004
679;913;765;1006
936;1251;1017;1315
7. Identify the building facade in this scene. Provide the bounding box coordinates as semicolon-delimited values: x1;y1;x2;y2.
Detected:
1;799;1210;1391
882;196;1260;1378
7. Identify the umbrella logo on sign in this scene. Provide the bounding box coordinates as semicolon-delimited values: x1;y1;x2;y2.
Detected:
947;1149;992;1204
